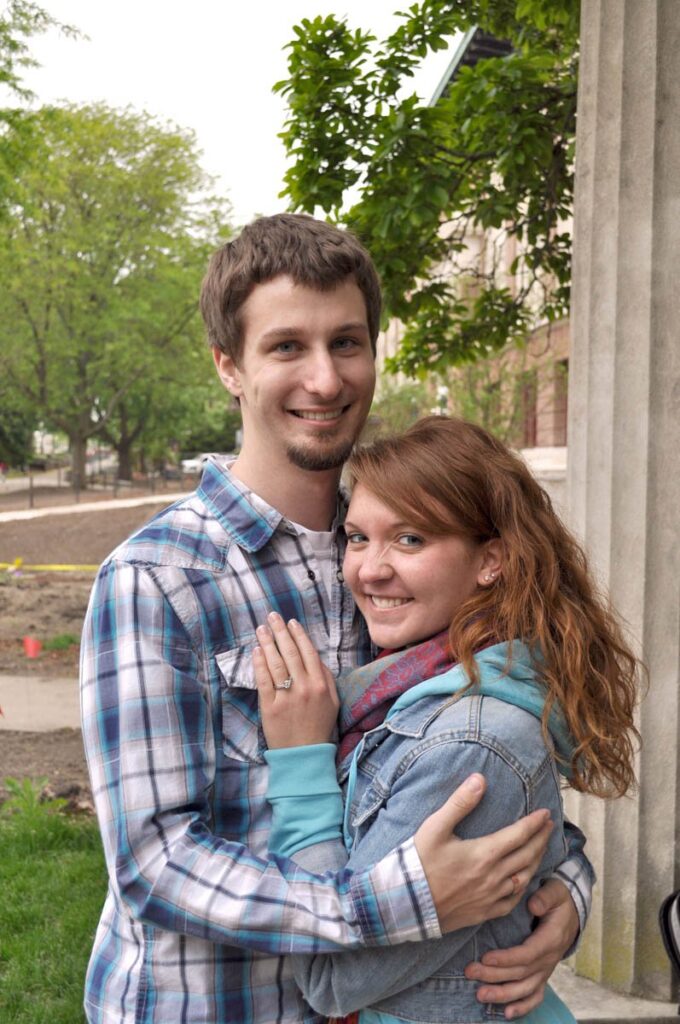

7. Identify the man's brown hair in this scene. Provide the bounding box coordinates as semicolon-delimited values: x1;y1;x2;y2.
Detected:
200;213;382;361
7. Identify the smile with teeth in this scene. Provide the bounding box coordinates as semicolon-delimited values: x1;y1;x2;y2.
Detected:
292;407;346;421
369;596;412;609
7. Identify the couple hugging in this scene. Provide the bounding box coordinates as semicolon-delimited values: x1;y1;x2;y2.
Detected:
81;214;638;1024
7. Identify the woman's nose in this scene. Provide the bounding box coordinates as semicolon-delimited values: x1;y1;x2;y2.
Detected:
358;548;393;582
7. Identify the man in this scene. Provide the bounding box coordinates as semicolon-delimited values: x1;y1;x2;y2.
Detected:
81;214;592;1024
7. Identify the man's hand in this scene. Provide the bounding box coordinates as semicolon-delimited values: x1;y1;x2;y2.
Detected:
464;878;580;1019
414;775;553;934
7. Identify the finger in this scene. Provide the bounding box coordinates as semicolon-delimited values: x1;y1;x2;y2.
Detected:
256;623;288;679
475;973;546;1012
466;958;542;983
502;990;545;1021
422;774;487;838
287;618;326;678
477;928;545;969
527;877;569;916
253;646;275;712
267;612;305;675
496;818;553;879
477;973;546;1003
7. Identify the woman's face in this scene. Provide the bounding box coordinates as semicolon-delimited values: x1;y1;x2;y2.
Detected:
343;484;487;650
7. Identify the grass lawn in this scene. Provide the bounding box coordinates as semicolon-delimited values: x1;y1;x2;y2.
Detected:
0;797;106;1024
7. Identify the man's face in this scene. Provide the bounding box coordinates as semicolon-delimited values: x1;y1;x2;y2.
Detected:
213;275;376;474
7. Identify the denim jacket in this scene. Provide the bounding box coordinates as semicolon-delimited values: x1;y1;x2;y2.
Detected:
266;643;587;1023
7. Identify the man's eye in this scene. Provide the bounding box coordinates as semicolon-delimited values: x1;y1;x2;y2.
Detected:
332;337;358;351
398;534;423;548
275;341;298;354
346;531;368;544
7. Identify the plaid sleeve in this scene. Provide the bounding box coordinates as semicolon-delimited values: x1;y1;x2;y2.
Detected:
80;559;440;954
549;817;595;949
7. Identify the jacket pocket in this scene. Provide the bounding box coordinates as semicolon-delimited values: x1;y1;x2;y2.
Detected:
215;642;265;764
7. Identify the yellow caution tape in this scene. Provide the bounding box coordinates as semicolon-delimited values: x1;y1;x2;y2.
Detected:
0;561;99;572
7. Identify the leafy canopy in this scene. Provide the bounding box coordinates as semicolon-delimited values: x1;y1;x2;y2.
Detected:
275;0;579;373
0;103;231;482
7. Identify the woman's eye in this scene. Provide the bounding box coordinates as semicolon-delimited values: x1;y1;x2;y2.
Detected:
398;534;423;548
346;531;368;544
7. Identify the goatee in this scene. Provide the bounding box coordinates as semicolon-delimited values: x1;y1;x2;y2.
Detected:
286;439;354;472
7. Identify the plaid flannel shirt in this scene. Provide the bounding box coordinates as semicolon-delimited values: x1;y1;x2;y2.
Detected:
81;459;439;1024
81;458;592;1024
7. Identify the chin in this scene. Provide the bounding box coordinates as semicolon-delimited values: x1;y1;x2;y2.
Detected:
286;439;354;472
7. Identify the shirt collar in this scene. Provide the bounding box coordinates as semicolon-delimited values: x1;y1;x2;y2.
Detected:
197;455;349;552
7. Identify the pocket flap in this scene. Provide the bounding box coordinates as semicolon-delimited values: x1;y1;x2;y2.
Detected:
216;641;258;691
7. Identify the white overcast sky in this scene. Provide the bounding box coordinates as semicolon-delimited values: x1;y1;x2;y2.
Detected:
22;0;455;225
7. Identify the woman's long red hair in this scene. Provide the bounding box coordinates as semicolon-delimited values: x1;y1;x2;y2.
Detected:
348;416;640;797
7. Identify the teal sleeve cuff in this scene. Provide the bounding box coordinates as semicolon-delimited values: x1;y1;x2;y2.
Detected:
264;744;344;858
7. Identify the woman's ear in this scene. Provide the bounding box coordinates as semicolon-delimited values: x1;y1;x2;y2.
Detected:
213;348;243;399
477;538;503;587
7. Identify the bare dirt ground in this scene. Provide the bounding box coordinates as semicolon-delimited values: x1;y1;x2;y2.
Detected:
0;499;175;807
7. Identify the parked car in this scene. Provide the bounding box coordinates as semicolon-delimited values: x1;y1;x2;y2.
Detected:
180;452;222;474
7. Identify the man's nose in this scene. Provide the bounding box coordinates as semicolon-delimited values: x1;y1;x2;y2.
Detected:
303;350;343;399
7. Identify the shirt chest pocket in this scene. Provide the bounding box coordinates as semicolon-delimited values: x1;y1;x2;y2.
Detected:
215;643;265;765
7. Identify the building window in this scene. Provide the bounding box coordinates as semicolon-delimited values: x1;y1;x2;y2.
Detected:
521;370;538;447
554;358;568;445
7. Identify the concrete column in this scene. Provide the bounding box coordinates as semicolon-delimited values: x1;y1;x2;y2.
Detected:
566;0;680;1000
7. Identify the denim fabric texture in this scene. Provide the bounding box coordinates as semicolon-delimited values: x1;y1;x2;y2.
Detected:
279;646;585;1022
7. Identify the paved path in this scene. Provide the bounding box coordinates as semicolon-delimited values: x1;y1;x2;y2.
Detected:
0;673;79;731
0;491;189;523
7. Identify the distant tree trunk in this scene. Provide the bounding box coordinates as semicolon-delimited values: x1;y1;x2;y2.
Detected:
70;435;87;492
117;439;133;481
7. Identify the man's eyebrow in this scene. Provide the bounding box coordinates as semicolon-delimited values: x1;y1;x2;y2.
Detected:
260;321;369;341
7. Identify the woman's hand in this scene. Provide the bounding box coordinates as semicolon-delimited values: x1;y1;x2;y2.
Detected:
254;612;340;750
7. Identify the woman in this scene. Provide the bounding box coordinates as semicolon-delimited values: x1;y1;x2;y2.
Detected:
253;416;639;1024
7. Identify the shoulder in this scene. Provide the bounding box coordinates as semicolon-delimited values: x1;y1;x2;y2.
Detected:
104;491;234;572
401;693;552;783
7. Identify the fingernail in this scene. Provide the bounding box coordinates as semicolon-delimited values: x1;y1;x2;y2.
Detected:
465;773;484;793
253;646;262;657
288;618;299;628
485;956;498;967
267;611;281;624
256;624;270;637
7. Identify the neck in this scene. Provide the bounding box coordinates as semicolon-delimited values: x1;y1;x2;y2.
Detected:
229;452;341;531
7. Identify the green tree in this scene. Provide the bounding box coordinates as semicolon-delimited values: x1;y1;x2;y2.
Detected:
0;103;231;486
0;1;79;200
276;0;579;374
0;382;34;464
365;378;432;439
0;0;77;100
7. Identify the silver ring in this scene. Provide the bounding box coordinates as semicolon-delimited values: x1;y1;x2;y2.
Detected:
272;676;293;690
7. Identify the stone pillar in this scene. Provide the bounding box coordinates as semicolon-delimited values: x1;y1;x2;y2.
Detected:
566;0;680;1001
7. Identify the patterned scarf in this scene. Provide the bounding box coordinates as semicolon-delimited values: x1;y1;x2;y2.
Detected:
336;630;456;767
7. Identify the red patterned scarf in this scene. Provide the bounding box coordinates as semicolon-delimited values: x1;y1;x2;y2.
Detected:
336;630;456;767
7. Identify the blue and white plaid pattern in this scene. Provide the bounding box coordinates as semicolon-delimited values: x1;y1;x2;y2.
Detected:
81;458;593;1023
80;460;439;1024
